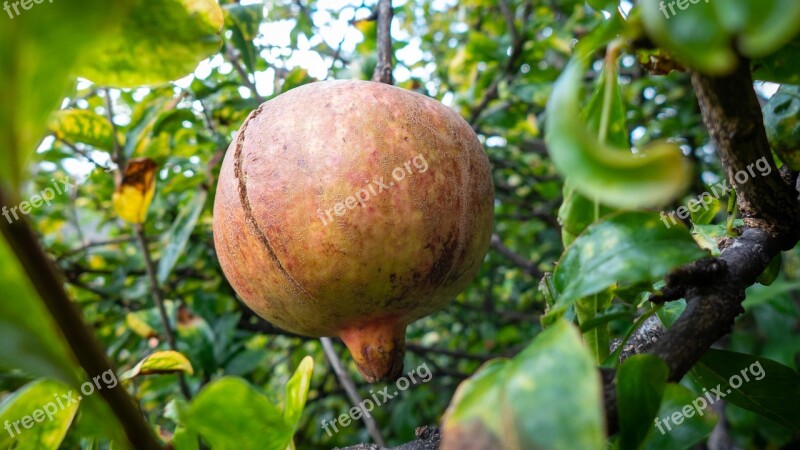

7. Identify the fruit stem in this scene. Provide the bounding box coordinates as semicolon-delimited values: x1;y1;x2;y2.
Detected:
338;316;406;383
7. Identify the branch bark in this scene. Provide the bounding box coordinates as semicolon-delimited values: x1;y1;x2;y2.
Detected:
371;0;394;85
338;426;440;450
321;337;387;447
490;234;543;278
0;206;163;450
603;59;800;432
133;224;192;399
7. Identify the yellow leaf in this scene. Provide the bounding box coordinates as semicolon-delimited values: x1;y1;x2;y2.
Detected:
112;158;157;224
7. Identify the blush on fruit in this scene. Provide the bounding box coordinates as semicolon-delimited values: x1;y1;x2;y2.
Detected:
213;80;494;382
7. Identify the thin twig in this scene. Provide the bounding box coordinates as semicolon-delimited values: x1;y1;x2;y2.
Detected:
224;42;266;103
320;337;386;447
59;236;138;259
103;89;123;184
490;234;542;278
133;224;192;400
57;137;113;172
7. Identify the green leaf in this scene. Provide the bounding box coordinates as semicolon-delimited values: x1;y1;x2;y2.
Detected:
743;279;800;308
124;97;171;159
763;85;800;170
0;236;79;385
173;426;200;450
0;214;130;448
752;37;800;83
283;356;314;429
442;321;605;450
575;289;614;363
756;254;782;286
638;0;735;75
689;195;720;226
656;299;686;329
181;377;292;450
441;359;510;444
691;349;800;431
0;379;79;450
553;211;706;307
586;0;616;12
640;384;719;450
506;320;605;450
617;355;669;450
157;190;208;284
125;311;159;338
282;67;314;92
121;350;194;381
0;0;131;191
545;58;692;208
732;0;800;57
691;221;743;256
224;3;264;74
47;109;116;152
581;64;629;148
639;0;800;74
77;0;224;87
558;180;616;247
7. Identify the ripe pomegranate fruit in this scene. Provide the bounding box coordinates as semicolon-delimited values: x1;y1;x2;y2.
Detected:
213;80;493;382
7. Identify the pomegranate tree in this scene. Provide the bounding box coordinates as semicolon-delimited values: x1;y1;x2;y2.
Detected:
213;80;494;382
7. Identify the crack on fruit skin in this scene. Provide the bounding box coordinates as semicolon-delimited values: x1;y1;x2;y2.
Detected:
233;104;315;304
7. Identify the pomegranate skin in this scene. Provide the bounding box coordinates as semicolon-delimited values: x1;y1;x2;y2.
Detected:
213;80;493;381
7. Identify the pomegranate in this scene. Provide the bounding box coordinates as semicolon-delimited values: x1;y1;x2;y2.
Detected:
213;80;493;382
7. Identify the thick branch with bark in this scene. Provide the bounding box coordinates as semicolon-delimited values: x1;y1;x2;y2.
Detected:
0;208;163;450
339;426;440;450
603;59;800;432
691;67;800;241
652;63;800;377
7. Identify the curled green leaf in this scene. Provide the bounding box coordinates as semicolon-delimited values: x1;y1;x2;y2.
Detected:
546;59;692;208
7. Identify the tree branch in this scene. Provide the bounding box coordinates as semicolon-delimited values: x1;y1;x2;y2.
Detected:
320;337;387;447
104;89;124;184
490;234;542;278
691;65;800;241
0;205;163;450
603;59;800;432
371;0;394;85
338;426;441;450
224;42;266;103
134;224;192;399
